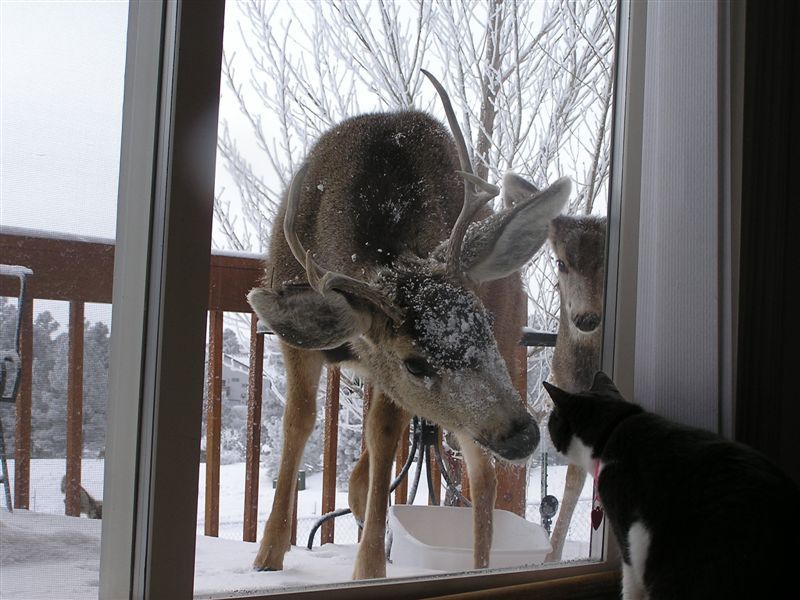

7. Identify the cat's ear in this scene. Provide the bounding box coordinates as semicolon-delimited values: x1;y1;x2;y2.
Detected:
542;380;571;407
590;371;624;399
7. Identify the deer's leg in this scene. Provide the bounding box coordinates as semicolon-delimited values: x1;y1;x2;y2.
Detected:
457;433;497;569
254;344;322;571
352;393;408;580
348;414;407;527
545;463;587;562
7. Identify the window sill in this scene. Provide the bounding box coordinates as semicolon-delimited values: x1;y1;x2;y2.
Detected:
199;561;620;600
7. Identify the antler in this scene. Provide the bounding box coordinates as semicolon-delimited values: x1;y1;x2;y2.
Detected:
421;69;500;281
283;164;405;323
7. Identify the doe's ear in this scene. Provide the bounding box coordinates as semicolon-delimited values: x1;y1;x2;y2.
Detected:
502;172;540;207
463;177;571;283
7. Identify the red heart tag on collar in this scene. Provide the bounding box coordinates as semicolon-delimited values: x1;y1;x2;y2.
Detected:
591;505;604;530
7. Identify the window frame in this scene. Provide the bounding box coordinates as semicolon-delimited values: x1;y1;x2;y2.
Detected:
101;0;646;597
99;1;225;598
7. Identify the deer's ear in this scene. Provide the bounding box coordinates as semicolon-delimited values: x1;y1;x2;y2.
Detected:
502;172;540;207
247;286;372;350
462;177;571;283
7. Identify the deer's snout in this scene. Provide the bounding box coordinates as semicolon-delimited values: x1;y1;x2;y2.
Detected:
573;312;601;333
486;414;540;462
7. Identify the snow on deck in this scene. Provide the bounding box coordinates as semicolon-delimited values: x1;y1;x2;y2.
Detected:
0;459;592;599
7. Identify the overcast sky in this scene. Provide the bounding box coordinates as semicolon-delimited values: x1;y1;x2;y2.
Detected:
1;1;128;239
0;2;259;329
1;1;130;328
0;1;271;242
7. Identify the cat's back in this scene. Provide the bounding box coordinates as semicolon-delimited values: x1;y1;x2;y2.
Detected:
606;412;798;500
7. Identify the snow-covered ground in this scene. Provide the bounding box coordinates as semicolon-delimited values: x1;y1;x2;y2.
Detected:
0;459;592;599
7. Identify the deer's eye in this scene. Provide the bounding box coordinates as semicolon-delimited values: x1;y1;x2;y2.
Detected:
404;356;433;378
556;259;568;273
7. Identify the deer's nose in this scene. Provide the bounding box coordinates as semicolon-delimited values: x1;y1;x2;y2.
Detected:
489;415;540;462
573;312;601;332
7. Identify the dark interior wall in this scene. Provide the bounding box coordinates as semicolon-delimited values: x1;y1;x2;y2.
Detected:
736;0;800;487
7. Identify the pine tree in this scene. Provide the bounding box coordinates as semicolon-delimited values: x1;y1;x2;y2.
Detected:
0;298;20;449
29;311;63;457
82;321;110;457
222;327;242;355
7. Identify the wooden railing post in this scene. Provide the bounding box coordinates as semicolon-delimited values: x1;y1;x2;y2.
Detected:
204;310;223;536
428;427;442;505
243;314;264;542
321;366;340;544
14;298;32;509
65;300;84;517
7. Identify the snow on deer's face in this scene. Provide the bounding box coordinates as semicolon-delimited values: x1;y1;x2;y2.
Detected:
349;264;539;463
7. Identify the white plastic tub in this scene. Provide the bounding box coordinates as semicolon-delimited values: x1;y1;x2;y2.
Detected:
388;505;552;572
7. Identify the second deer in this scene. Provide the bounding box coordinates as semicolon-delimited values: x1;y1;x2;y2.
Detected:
544;214;607;562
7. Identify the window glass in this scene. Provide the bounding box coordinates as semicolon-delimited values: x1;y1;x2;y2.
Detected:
0;3;128;599
195;0;616;596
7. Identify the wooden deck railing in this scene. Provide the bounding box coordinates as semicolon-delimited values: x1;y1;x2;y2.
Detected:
0;227;528;543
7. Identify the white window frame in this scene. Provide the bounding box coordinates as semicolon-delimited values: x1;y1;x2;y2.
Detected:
100;1;225;598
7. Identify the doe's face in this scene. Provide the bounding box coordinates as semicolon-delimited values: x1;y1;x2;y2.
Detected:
549;216;607;337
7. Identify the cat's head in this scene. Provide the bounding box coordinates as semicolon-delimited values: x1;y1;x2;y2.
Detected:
543;371;643;471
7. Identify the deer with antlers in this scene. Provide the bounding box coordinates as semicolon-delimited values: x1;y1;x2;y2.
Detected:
247;71;570;579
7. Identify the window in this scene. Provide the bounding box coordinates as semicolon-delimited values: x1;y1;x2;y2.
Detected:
2;0;755;598
197;1;627;597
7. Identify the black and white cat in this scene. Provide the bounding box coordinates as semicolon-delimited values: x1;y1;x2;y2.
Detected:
544;371;800;600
